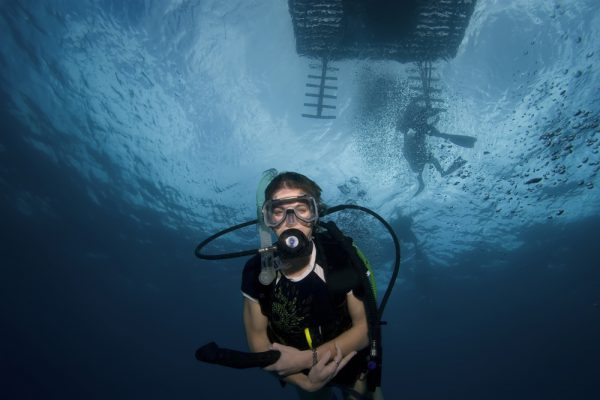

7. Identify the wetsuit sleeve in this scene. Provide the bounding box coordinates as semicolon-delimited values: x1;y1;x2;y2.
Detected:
241;254;261;300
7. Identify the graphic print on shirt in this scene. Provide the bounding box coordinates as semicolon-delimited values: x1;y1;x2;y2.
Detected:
271;280;314;339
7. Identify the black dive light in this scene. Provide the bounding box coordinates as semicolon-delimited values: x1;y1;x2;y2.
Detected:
196;342;280;369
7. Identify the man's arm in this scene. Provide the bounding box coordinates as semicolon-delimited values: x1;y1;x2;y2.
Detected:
243;298;321;391
314;291;369;362
242;298;271;352
265;291;369;374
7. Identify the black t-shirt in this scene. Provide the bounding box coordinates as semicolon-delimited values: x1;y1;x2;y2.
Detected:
242;245;350;349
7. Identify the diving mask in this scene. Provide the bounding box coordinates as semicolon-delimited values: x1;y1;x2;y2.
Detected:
262;195;319;228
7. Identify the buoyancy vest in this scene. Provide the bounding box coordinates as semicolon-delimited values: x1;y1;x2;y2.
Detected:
246;229;369;348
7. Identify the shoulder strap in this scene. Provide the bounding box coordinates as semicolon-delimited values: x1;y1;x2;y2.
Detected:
315;230;362;304
316;226;374;301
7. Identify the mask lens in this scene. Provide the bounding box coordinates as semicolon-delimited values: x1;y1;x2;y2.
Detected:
262;195;318;227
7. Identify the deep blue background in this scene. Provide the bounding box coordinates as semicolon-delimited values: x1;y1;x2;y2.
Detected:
1;1;599;399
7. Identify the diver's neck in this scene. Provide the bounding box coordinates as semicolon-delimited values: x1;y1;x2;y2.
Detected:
279;241;315;279
281;257;312;279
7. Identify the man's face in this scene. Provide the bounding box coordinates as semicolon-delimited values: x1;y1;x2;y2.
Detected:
269;187;314;240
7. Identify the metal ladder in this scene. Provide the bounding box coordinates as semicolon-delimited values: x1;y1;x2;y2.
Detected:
302;57;338;119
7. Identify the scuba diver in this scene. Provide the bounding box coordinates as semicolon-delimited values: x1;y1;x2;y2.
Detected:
242;172;381;399
195;171;400;400
398;98;476;196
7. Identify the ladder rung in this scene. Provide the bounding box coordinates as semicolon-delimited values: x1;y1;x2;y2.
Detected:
305;94;337;100
307;75;337;80
306;83;337;90
305;93;337;99
304;103;336;109
302;113;336;119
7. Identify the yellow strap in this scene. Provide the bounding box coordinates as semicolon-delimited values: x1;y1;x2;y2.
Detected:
304;327;313;349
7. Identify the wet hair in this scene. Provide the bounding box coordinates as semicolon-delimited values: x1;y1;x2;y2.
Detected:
264;172;324;212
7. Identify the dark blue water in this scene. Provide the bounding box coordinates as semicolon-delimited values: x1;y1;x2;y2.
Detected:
1;1;599;399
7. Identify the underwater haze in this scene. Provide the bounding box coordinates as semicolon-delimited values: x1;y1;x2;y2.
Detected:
1;0;599;399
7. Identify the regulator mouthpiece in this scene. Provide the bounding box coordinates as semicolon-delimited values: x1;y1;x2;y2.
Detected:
277;229;312;260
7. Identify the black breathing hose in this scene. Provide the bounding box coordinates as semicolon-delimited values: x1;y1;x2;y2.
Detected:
194;219;258;260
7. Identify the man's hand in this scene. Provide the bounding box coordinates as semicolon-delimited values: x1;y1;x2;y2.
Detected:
305;344;356;392
264;342;311;376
